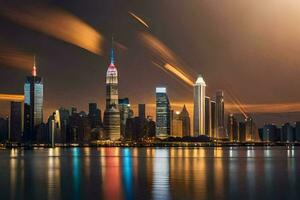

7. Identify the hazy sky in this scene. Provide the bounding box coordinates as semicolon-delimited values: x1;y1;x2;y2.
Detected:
1;0;300;125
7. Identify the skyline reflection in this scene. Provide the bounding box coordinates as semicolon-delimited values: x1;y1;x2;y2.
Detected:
1;147;299;199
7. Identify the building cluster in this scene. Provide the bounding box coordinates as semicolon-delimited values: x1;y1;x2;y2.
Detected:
0;46;284;145
258;122;300;143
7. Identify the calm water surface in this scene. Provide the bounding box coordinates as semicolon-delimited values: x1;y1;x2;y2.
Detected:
0;147;299;200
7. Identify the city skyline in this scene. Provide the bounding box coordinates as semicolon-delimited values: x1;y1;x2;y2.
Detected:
1;1;300;127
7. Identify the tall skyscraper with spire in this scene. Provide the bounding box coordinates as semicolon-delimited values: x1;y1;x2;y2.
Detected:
103;42;121;140
194;75;206;136
23;56;44;142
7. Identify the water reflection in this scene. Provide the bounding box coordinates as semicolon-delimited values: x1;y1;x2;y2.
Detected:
152;149;170;200
1;147;300;200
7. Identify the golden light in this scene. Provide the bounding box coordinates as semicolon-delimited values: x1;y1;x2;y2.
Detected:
0;4;104;55
0;94;24;102
129;11;150;29
139;32;195;87
0;48;33;71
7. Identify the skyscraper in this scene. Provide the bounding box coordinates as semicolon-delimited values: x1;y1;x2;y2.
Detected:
245;117;259;142
138;104;146;119
193;75;206;136
180;105;190;137
10;101;22;142
103;45;121;141
216;90;225;138
205;96;211;137
88;103;102;128
210;101;216;138
156;87;171;138
24;57;44;142
227;114;238;142
119;98;133;138
171;111;182;137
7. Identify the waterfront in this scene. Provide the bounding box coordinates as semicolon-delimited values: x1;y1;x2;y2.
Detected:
0;147;299;200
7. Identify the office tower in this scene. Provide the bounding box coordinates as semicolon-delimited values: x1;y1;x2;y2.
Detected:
0;117;8;142
88;103;102;128
10;102;22;142
216;90;225;138
119;98;133;138
103;45;121;141
24;57;44;142
295;122;300;142
156;87;171;138
172;111;183;137
281;123;294;143
194;75;206;136
69;111;92;143
227;114;238;142
138;104;146;119
51;108;70;143
210;101;216;138
262;124;277;142
180;105;190;137
239;122;246;142
245;117;260;142
147;116;156;137
205;96;211;137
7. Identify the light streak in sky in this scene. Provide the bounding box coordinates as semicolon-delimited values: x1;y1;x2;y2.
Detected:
0;4;104;55
129;11;150;29
0;47;33;71
0;94;24;101
139;32;195;86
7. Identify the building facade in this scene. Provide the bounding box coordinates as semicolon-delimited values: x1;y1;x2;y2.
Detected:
194;75;206;136
103;46;121;140
155;87;171;138
216;90;225;138
23;61;43;142
10;101;22;142
227;114;238;142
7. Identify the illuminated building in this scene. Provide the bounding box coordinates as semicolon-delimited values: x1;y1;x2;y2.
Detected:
119;98;133;138
10;102;22;142
205;96;211;137
103;44;121;141
210;101;216;138
245;117;259;142
155;87;171;138
88;103;102;128
193;75;206;136
172;110;182;137
23;57;44;142
180;105;190;137
227;114;238;142
138;104;146;119
216;90;225;138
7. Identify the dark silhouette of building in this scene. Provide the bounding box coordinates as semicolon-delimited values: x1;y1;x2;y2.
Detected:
138;104;146;119
216;90;225;138
0;117;8;142
227;114;238;142
10;101;22;142
281;123;294;142
119;98;133;138
210;101;216;138
205;96;211;137
180;105;190;137
88;103;102;128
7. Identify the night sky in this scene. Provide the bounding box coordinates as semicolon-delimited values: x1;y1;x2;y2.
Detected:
1;0;300;126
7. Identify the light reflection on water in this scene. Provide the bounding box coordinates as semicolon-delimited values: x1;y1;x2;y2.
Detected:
0;147;299;199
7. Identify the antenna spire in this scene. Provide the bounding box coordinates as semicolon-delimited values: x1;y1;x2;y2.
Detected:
110;37;115;65
32;54;37;77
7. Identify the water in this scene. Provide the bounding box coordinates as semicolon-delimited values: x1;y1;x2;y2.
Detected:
0;147;299;200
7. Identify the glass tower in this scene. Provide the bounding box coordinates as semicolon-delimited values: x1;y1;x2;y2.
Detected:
24;60;43;142
155;87;171;138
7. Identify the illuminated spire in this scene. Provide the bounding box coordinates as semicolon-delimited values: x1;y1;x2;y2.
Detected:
110;37;115;65
32;54;37;77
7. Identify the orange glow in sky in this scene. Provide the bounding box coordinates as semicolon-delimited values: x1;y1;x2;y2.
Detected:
0;4;104;55
0;94;24;102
